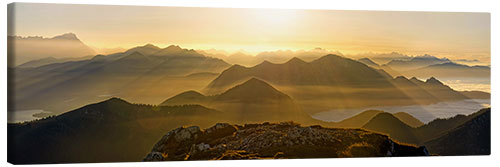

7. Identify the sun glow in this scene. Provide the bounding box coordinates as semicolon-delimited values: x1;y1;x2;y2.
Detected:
10;3;490;63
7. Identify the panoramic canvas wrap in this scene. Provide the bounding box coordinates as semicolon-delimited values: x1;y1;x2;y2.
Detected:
7;3;491;164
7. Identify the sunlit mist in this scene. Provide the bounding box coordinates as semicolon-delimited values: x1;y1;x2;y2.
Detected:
9;3;490;63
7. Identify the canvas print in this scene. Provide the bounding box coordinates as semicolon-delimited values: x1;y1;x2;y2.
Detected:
7;3;491;164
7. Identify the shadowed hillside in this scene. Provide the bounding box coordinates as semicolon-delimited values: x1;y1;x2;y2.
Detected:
7;97;489;164
414;108;490;142
424;109;490;155
334;110;423;128
8;98;230;164
335;110;383;128
359;108;490;155
362;113;419;144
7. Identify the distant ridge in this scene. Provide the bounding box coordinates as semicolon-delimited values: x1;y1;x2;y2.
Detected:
358;58;379;67
9;33;96;66
404;62;490;78
51;33;80;40
206;54;395;95
384;54;451;71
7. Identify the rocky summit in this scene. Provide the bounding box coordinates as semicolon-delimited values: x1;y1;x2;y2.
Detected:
144;122;429;161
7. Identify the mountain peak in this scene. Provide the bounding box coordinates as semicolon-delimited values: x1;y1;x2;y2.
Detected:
101;97;130;105
393;112;424;128
320;54;342;60
225;64;248;72
253;60;277;68
177;90;204;97
219;78;286;100
414;54;450;61
285;57;307;65
428;62;469;68
245;77;268;85
425;77;443;85
91;54;107;61
153;45;205;57
362;112;418;143
409;77;420;81
117;51;150;62
165;45;183;51
52;33;79;40
230;78;274;90
311;54;345;64
261;60;273;65
394;76;409;81
358;58;379;67
127;51;145;57
123;44;162;56
143;43;160;49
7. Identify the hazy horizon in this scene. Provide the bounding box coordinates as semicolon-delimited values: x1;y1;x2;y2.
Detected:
9;3;490;64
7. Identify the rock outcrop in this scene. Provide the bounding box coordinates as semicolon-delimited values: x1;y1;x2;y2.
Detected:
144;122;429;161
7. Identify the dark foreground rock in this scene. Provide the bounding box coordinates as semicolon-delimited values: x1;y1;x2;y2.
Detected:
144;122;429;161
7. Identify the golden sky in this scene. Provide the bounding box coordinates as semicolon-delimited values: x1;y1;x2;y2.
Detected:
9;3;490;62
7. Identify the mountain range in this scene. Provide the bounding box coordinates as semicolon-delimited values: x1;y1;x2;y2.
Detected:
11;44;486;118
206;54;393;93
8;33;96;66
359;54;491;80
8;35;490;164
352;52;412;65
204;54;472;113
10;35;488;114
384;54;451;71
200;48;343;67
11;44;230;113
